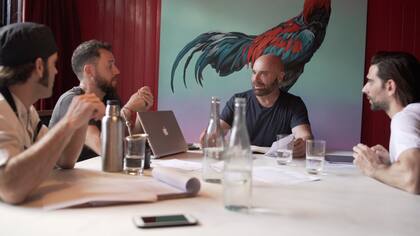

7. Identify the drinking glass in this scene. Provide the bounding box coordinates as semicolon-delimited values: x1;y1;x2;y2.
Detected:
275;134;294;165
306;139;326;174
125;134;148;175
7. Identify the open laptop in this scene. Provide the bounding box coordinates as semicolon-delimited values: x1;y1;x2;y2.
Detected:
137;111;188;158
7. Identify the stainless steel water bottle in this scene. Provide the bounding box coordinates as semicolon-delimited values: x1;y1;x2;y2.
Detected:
101;100;124;172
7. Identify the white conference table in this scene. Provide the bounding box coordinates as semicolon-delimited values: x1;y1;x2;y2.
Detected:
1;151;420;236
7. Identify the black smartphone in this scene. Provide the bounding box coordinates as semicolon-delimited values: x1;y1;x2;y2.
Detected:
325;155;354;163
187;143;200;150
133;214;198;228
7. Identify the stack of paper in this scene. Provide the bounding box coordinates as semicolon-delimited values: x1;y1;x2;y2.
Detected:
24;167;201;210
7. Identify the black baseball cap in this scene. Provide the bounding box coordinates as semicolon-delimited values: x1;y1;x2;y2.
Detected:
0;22;58;66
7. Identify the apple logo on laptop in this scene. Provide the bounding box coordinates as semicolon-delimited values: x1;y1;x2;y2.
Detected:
162;126;169;136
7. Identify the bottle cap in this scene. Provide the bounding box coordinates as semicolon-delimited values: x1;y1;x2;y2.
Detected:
106;99;120;106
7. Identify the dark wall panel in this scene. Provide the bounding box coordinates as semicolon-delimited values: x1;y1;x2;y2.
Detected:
75;0;160;108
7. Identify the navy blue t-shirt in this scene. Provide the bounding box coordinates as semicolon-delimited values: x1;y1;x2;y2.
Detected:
220;89;310;147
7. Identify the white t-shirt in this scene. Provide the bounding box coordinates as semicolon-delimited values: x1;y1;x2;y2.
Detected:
0;92;48;167
389;103;420;163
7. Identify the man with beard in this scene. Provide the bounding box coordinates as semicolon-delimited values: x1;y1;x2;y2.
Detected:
0;23;105;204
49;40;153;161
201;54;313;157
353;51;420;194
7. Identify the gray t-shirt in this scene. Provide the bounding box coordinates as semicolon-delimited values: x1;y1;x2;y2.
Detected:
49;86;119;161
220;89;310;147
49;87;84;128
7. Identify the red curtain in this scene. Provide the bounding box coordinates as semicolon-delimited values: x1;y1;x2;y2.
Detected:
75;0;161;110
23;0;81;110
362;0;420;148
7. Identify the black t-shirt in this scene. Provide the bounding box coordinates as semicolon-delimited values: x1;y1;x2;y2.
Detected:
220;89;310;147
49;86;120;161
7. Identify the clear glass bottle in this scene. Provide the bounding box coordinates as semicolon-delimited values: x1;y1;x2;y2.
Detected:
202;97;225;183
223;97;252;212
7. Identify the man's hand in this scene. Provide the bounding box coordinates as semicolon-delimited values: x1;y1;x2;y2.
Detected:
353;143;389;177
125;86;154;112
139;86;154;110
64;93;105;129
200;120;230;147
371;144;391;164
293;138;305;158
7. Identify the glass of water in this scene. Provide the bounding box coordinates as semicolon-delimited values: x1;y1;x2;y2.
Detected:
276;134;294;165
306;139;326;174
125;134;148;175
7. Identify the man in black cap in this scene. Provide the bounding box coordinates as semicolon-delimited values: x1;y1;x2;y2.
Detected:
0;22;105;204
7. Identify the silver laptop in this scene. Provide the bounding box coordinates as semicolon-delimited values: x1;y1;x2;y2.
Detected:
137;111;188;158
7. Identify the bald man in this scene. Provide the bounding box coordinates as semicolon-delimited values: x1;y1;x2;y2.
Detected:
202;54;313;157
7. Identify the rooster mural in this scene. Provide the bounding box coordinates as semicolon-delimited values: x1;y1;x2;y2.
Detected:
170;0;331;92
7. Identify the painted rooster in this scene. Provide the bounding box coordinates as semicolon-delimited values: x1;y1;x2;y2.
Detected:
170;0;331;92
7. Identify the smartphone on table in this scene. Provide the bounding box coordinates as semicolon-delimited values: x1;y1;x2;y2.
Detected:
187;143;200;150
325;154;354;163
133;214;198;228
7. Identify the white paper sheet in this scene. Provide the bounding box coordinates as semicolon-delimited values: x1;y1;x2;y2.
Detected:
253;166;320;186
152;167;201;199
152;159;202;171
264;134;294;157
251;145;270;154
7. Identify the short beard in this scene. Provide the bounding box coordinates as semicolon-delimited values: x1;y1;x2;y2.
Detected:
38;61;49;87
370;101;389;111
96;74;114;94
253;80;279;96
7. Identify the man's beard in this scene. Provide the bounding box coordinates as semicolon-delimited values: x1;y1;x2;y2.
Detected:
38;61;49;87
96;74;116;94
368;97;389;111
37;63;54;99
252;80;278;96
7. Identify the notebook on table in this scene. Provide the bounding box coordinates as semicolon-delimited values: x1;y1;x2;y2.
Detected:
137;111;188;158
